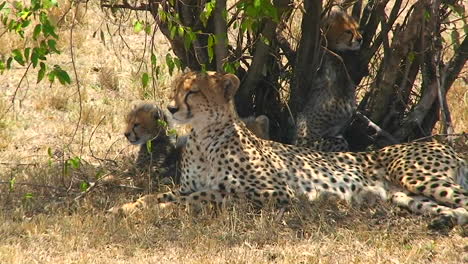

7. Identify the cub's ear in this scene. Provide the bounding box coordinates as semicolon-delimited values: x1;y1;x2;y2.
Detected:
222;73;240;100
255;115;270;133
152;107;166;123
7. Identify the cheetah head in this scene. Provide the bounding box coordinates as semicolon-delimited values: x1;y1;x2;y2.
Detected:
167;71;240;127
323;8;362;51
124;103;167;145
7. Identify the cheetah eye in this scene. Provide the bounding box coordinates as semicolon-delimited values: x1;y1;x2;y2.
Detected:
134;123;140;128
344;30;353;34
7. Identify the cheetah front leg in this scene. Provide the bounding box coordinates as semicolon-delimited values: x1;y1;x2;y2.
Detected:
108;190;233;215
108;191;178;215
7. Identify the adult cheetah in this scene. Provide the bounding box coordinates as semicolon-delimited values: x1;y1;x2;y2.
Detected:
115;71;468;227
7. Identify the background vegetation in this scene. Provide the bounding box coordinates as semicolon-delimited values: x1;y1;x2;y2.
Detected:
0;0;467;263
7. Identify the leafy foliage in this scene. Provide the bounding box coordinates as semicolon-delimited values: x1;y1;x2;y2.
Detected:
0;0;70;84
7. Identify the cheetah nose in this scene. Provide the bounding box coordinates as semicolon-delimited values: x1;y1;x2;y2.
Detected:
167;105;179;115
124;132;130;138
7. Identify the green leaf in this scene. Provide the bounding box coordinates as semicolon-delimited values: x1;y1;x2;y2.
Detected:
407;51;415;63
43;0;58;9
146;140;152;153
68;156;81;169
133;20;143;33
12;49;25;66
47;39;60;53
33;24;42;40
47;147;53;158
9;177;15;191
223;62;236;74
79;181;89;192
31;48;39;67
177;26;184;38
42;21;58;39
254;0;261;8
144;25;151;34
151;53;157;67
200;1;215;27
141;72;149;88
167;129;177;136
184;31;195;50
48;71;56;82
423;10;431;21
21;19;31;28
0;2;6;11
24;48;30;62
19;10;31;20
24;193;34;199
207;35;215;63
13;1;22;10
56;69;71;85
37;62;46;83
208;34;214;47
170;25;176;39
158;9;167;22
165;54;175;75
6;57;13;69
0;60;5;72
156;119;168;128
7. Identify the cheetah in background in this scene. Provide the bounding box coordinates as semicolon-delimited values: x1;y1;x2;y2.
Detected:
294;7;364;151
115;72;467;228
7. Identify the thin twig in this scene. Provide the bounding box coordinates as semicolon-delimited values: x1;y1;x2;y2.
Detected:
87;116;119;166
1;62;32;120
0;162;39;166
413;133;467;142
68;3;83;148
74;182;97;201
0;181;65;190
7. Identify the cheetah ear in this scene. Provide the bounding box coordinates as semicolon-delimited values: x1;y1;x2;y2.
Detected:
152;108;166;123
256;115;270;134
222;73;240;101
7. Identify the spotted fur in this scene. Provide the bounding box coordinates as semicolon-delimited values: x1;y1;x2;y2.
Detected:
115;72;468;227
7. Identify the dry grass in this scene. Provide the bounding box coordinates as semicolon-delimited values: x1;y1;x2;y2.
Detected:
0;1;467;263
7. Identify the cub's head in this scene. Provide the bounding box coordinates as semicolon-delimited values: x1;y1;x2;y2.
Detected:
241;115;270;140
167;71;240;126
124;103;167;145
323;8;362;51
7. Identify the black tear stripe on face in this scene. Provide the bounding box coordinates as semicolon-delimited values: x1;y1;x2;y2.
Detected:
132;128;139;142
132;123;139;137
184;90;199;118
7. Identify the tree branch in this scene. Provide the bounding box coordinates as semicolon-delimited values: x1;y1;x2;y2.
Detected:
213;0;228;72
289;0;322;115
369;1;424;124
100;0;157;11
238;0;291;100
393;76;438;141
442;35;468;92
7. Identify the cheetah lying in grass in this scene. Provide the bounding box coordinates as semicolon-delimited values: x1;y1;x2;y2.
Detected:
115;72;468;228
